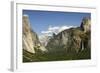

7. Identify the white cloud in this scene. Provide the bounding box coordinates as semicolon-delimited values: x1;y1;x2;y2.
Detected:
59;26;75;32
41;31;52;34
41;25;76;35
48;26;60;31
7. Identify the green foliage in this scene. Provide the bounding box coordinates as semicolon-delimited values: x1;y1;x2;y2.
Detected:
23;47;91;63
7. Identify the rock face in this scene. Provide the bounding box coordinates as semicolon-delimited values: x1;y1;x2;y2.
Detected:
23;15;47;54
80;17;91;33
46;17;91;58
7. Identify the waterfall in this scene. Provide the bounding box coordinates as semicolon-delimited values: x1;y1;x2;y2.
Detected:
82;41;84;51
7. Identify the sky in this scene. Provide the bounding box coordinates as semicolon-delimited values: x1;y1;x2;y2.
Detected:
23;10;91;36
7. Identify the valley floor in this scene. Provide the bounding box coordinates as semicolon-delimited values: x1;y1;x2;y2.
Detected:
23;49;91;63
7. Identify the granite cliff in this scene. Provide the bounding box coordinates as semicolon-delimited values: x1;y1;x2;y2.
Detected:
23;15;47;54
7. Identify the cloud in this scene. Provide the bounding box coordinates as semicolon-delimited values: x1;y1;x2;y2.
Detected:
41;25;76;36
41;31;52;34
59;26;75;32
41;26;60;34
48;26;60;31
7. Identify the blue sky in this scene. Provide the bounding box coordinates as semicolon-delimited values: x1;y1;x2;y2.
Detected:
23;10;91;35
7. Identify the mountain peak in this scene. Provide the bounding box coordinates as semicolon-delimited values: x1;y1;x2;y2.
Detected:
80;17;91;33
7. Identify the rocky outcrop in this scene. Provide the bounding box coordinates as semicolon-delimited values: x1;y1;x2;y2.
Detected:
23;15;47;54
46;17;91;58
23;15;35;53
80;17;91;32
